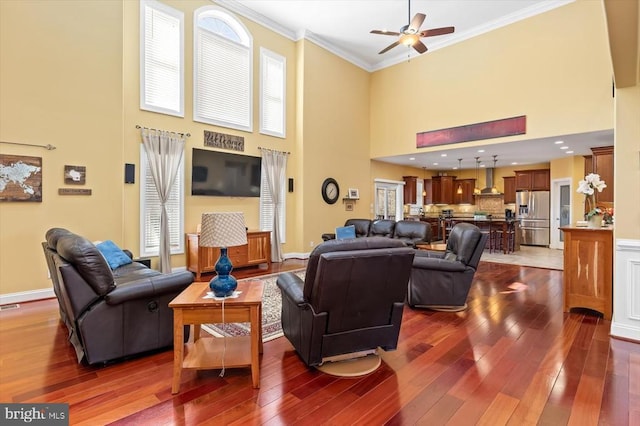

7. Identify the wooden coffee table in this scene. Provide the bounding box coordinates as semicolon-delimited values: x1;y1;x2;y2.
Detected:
415;243;447;251
169;280;264;393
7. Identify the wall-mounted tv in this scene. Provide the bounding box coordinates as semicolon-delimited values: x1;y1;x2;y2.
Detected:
191;148;261;197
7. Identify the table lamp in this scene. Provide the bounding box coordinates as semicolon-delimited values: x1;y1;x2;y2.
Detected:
200;212;248;297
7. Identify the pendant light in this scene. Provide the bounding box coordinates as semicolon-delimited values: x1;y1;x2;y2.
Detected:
456;159;463;194
491;155;499;193
473;157;481;195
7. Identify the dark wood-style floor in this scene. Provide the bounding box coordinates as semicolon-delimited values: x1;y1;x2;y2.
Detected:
1;260;638;425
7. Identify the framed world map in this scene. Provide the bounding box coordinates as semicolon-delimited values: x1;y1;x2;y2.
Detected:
0;154;43;202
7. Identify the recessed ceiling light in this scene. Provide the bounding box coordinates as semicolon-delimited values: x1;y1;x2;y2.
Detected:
478;149;485;153
566;151;574;154
555;140;564;144
441;153;447;157
409;157;415;161
480;164;486;168
511;162;518;165
453;167;458;170
433;162;438;165
560;146;568;150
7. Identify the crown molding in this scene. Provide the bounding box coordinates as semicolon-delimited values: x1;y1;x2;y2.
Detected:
215;0;574;73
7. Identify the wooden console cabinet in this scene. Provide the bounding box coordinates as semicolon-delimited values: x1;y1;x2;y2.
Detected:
186;231;271;280
560;226;613;320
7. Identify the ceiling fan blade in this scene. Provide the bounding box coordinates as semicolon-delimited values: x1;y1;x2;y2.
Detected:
370;29;401;36
408;13;426;33
378;40;400;54
420;26;455;37
413;40;428;54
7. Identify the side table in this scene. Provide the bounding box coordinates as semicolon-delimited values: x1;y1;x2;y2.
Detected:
169;280;264;393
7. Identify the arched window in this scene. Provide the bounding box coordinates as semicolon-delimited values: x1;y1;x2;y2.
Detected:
194;7;252;131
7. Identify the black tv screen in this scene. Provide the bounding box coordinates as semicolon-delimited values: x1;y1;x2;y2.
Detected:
191;148;261;197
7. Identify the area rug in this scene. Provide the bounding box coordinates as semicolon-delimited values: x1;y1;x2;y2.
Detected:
201;269;305;342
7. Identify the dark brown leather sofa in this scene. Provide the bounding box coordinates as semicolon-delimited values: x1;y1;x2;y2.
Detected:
407;223;487;311
276;237;415;367
321;218;431;247
42;228;193;365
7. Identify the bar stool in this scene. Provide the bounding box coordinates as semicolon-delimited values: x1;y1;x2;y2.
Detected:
494;222;515;254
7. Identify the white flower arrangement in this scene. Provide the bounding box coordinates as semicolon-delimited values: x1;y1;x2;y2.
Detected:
577;173;607;218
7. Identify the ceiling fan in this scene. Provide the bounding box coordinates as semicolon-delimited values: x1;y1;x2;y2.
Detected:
370;0;455;55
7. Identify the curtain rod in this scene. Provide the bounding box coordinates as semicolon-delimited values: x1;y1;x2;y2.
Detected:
258;146;290;154
0;140;56;150
136;125;191;137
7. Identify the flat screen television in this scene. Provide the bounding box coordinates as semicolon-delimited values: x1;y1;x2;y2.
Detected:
191;148;261;197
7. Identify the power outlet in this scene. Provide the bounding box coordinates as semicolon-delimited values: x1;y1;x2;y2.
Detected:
310;241;314;247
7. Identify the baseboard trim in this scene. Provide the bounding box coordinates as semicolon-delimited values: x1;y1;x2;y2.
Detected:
0;288;55;306
283;252;310;260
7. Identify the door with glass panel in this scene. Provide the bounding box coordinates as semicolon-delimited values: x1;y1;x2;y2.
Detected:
374;180;404;221
551;178;571;250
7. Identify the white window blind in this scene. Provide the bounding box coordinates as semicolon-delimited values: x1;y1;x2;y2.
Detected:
140;146;185;257
140;0;184;117
193;8;252;132
259;170;286;243
260;48;286;138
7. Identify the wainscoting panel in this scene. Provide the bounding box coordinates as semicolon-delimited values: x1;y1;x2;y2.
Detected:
611;238;640;342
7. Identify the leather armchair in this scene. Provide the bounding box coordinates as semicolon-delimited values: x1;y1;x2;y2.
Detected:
407;223;487;311
42;228;193;365
276;237;415;367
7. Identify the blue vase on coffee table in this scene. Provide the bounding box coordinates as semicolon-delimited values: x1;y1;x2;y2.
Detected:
209;247;238;297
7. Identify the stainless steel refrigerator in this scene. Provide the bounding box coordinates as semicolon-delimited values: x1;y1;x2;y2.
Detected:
516;190;550;246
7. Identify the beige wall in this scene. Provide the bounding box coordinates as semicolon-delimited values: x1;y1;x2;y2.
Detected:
0;0;124;295
298;41;371;247
369;0;613;159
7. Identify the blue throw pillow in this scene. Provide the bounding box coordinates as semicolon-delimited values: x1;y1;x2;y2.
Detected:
96;240;133;270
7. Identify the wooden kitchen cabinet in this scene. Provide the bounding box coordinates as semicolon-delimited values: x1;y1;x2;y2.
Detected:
403;176;424;205
431;176;455;205
453;179;476;204
590;146;614;204
503;176;516;203
186;231;271;280
514;169;550;191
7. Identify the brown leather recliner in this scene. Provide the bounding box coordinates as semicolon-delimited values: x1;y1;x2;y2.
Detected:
276;237;415;367
42;228;193;365
408;223;488;311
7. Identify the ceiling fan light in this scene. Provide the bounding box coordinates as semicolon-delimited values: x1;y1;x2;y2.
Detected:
401;34;418;46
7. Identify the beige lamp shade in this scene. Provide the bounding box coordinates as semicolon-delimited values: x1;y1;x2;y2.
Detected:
200;212;247;248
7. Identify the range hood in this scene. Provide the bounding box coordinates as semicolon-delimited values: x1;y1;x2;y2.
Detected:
479;168;502;195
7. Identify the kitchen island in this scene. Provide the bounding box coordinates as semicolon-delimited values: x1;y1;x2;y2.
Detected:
437;217;520;253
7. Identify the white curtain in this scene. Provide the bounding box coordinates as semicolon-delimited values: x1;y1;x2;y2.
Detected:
261;148;288;262
141;128;186;273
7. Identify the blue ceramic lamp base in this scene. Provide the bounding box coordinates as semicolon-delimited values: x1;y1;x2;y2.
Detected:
209;247;238;297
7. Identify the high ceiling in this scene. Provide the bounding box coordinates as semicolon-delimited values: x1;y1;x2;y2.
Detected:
215;0;613;170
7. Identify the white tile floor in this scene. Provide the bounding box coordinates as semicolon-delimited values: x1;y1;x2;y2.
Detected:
480;245;564;270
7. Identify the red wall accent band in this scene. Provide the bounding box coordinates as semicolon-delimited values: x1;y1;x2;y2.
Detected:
416;115;526;148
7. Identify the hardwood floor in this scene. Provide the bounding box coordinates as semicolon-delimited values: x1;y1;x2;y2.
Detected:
1;259;638;425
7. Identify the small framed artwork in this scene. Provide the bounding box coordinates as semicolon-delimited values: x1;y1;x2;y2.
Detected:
348;188;359;199
345;201;354;211
64;165;86;185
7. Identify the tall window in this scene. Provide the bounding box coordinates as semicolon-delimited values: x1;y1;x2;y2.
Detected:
194;7;252;132
259;170;286;243
139;146;184;257
260;48;286;138
140;0;184;117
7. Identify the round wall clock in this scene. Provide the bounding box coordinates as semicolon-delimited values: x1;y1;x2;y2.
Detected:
321;178;340;204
